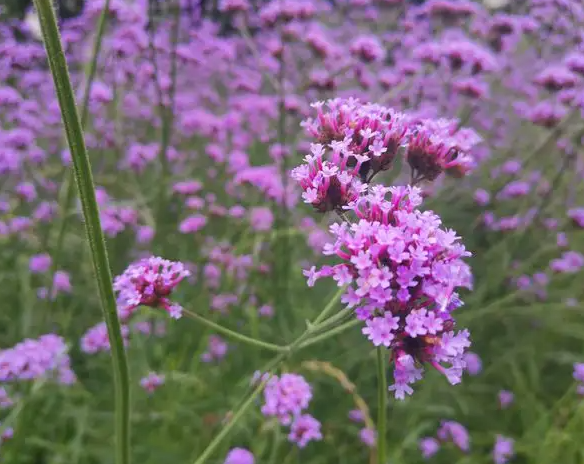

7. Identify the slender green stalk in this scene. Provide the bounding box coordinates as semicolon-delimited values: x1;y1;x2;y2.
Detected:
376;348;387;464
33;3;130;464
182;309;287;353
297;318;360;350
192;377;269;464
48;0;112;310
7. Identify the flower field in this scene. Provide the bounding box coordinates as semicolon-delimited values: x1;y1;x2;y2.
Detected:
0;0;583;463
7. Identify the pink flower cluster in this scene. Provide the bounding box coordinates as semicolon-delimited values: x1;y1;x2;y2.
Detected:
295;99;474;400
0;334;76;384
261;373;322;448
113;256;191;320
292;99;481;213
80;256;189;354
304;185;472;398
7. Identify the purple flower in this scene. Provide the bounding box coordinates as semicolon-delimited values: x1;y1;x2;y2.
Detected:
350;36;385;62
224;448;254;464
261;373;312;425
80;322;130;354
29;253;51;274
498;390;514;408
419;437;440;459
288;414;322;448
493;435;515;464
0;334;76;384
179;215;207;233
348;409;364;423
474;189;490;206
568;208;584;228
140;372;165;393
303;185;472;398
360;427;376;447
437;420;470;452
463;352;482;375
249;207;274;231
201;335;228;362
550;251;584;274
113;256;190;320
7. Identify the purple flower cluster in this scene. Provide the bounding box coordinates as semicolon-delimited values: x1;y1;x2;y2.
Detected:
0;334;75;384
293;99;480;212
113;256;191;320
304;184;472;398
261;373;322;448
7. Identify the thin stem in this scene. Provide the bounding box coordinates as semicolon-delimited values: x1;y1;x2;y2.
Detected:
47;0;111;310
33;3;130;464
376;348;387;464
192;376;269;464
297;318;360;350
182;309;287;353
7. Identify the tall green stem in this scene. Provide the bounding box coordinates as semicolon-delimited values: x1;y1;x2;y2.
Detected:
376;348;387;464
33;3;130;464
48;0;112;311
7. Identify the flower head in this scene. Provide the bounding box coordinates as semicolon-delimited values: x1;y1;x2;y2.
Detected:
305;186;472;398
261;373;312;425
113;256;190;320
224;448;254;464
288;414;322;448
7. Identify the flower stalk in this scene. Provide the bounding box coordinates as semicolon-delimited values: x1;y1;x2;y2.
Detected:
32;2;131;464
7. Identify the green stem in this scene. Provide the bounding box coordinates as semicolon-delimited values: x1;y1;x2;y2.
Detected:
47;0;111;310
268;424;281;463
182;309;287;353
376;348;387;464
33;3;130;464
297;318;360;350
192;377;269;464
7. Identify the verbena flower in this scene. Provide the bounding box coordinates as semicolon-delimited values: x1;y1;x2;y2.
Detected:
304;185;472;398
80;322;130;354
113;256;190;320
437;420;470;452
201;335;228;363
498;390;514;408
493;435;515;464
360;427;377;447
419;437;440;458
0;334;76;384
224;448;254;464
261;373;312;425
288;414;323;448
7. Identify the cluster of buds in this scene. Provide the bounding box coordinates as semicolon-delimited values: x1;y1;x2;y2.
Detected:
293;99;481;215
